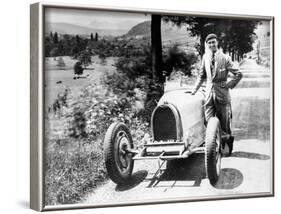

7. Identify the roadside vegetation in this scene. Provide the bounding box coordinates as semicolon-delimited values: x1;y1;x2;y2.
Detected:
44;32;198;205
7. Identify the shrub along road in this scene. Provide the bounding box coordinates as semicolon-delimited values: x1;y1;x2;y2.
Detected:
83;59;272;205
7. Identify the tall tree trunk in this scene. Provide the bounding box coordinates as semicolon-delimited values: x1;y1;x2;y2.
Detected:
238;51;241;62
228;47;231;56
151;14;163;83
200;36;205;57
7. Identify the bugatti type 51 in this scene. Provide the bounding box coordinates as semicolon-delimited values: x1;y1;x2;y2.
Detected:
103;78;223;187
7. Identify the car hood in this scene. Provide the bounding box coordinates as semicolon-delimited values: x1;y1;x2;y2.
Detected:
158;89;205;147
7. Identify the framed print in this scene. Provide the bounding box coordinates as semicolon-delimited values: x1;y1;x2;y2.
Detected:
30;2;274;211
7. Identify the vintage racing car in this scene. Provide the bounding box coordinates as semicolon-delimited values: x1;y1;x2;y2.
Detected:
103;76;223;187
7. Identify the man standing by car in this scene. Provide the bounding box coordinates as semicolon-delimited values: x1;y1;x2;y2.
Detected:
191;33;243;156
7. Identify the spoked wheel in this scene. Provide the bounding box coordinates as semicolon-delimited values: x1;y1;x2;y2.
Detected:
205;117;222;186
104;122;134;185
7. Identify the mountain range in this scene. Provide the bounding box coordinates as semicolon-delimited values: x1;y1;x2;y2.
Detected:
45;20;192;44
45;22;128;36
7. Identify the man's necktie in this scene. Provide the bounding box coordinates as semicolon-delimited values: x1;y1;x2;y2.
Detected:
211;52;215;76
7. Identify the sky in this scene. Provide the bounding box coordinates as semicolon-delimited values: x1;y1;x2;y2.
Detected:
45;7;151;30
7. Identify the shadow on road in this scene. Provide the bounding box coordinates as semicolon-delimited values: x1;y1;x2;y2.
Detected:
115;170;148;192
231;151;270;160
145;154;244;190
73;76;88;79
215;168;243;189
145;154;206;188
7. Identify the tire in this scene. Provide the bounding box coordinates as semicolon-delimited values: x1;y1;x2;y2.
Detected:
104;122;134;185
205;117;222;186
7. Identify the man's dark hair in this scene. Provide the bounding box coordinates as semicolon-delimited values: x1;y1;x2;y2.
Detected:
205;33;218;43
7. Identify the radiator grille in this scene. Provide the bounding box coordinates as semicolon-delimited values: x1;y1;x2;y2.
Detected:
152;105;177;141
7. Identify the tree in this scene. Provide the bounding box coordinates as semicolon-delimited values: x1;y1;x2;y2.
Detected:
75;35;80;45
78;50;92;68
99;52;106;65
53;32;59;44
256;39;261;63
163;16;225;55
230;20;258;60
59;34;72;56
50;47;59;60
70;35;88;58
163;44;198;76
74;61;84;77
44;37;52;57
151;14;164;83
162;16;258;60
95;32;99;41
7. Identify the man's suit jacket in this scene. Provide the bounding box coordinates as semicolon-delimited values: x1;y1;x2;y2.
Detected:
193;50;243;104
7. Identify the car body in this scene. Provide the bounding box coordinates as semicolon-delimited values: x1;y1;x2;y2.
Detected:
103;78;222;186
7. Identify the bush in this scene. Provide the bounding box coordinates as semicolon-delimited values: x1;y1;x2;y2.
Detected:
48;88;70;115
163;44;198;76
78;50;92;68
98;52;107;65
104;52;165;123
45;83;149;205
73;61;84;76
116;57;151;78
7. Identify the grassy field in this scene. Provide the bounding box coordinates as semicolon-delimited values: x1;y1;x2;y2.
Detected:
44;56;118;111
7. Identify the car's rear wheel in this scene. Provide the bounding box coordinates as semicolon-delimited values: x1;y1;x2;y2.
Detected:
104;122;134;185
205;117;222;186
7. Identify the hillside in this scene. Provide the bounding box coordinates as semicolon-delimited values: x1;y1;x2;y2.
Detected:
125;20;196;45
126;21;151;37
45;22;128;36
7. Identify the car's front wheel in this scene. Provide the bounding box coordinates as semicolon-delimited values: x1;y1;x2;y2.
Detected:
104;122;134;185
205;117;222;186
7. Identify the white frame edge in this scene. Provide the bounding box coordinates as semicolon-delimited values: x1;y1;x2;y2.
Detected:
30;2;44;211
30;2;274;211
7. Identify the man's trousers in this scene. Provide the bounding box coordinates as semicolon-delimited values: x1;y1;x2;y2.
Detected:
204;94;232;137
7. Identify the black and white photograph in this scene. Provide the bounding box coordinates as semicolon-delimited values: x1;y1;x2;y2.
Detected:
32;3;273;210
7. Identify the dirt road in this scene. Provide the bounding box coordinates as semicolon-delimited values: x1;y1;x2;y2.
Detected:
83;59;272;205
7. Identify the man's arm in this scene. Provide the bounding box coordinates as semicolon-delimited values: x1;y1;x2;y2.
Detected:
225;56;243;89
191;56;206;95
